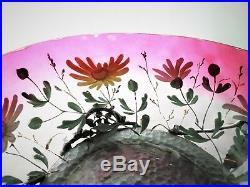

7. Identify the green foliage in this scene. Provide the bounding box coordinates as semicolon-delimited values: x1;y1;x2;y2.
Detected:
168;88;198;106
224;127;248;169
57;115;86;130
33;147;48;169
22;92;47;107
119;98;134;112
186;88;194;103
83;91;102;103
68;102;82;113
138;94;148;112
235;171;248;183
140;114;150;134
43;81;51;100
179;126;209;143
128;79;138;92
2;176;23;184
212;112;224;139
93;103;107;108
28;117;43;129
167;95;186;106
27;171;46;184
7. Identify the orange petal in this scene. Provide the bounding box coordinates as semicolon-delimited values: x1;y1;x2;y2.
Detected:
112;68;129;76
6;95;18;122
2;98;9;120
115;54;124;64
86;57;97;70
75;57;94;73
118;57;130;69
108;57;115;68
66;60;89;75
70;73;92;81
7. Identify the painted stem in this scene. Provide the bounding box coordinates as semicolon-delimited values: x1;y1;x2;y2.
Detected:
5;152;49;174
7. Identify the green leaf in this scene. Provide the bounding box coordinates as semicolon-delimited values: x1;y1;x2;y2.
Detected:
22;92;47;107
68;102;82;113
98;97;108;103
119;98;133;112
28;117;43;129
167;95;186;106
140;114;150;134
224;128;248;169
93;103;107;108
83;91;101;103
190;95;198;105
27;171;46;184
2;176;23;184
34;154;48;169
57;115;84;130
43;81;51;100
123;111;135;115
77;115;86;132
128;79;138;92
179;126;209;143
33;147;48;168
212;131;224;139
212;112;224;137
33;147;43;155
138;94;148;112
186;88;194;103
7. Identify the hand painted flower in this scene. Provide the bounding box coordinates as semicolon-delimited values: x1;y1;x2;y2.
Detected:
153;58;193;89
2;95;23;153
222;95;248;122
66;54;129;90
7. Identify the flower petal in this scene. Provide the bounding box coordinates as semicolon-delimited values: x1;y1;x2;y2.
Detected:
233;115;248;122
174;58;184;77
153;68;172;80
237;95;248;111
112;68;129;76
10;104;23;123
70;73;92;81
2;98;9;120
163;64;175;77
8;133;16;143
6;95;18;122
180;69;191;79
115;54;124;65
155;75;172;82
166;59;175;74
75;57;94;73
180;61;193;75
7;121;20;132
66;60;89;75
86;57;97;70
222;104;248;115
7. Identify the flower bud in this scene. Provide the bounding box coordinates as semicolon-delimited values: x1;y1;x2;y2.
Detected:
208;64;220;77
16;68;29;80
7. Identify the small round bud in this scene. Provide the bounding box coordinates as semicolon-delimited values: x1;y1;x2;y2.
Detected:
16;68;29;80
208;64;220;77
